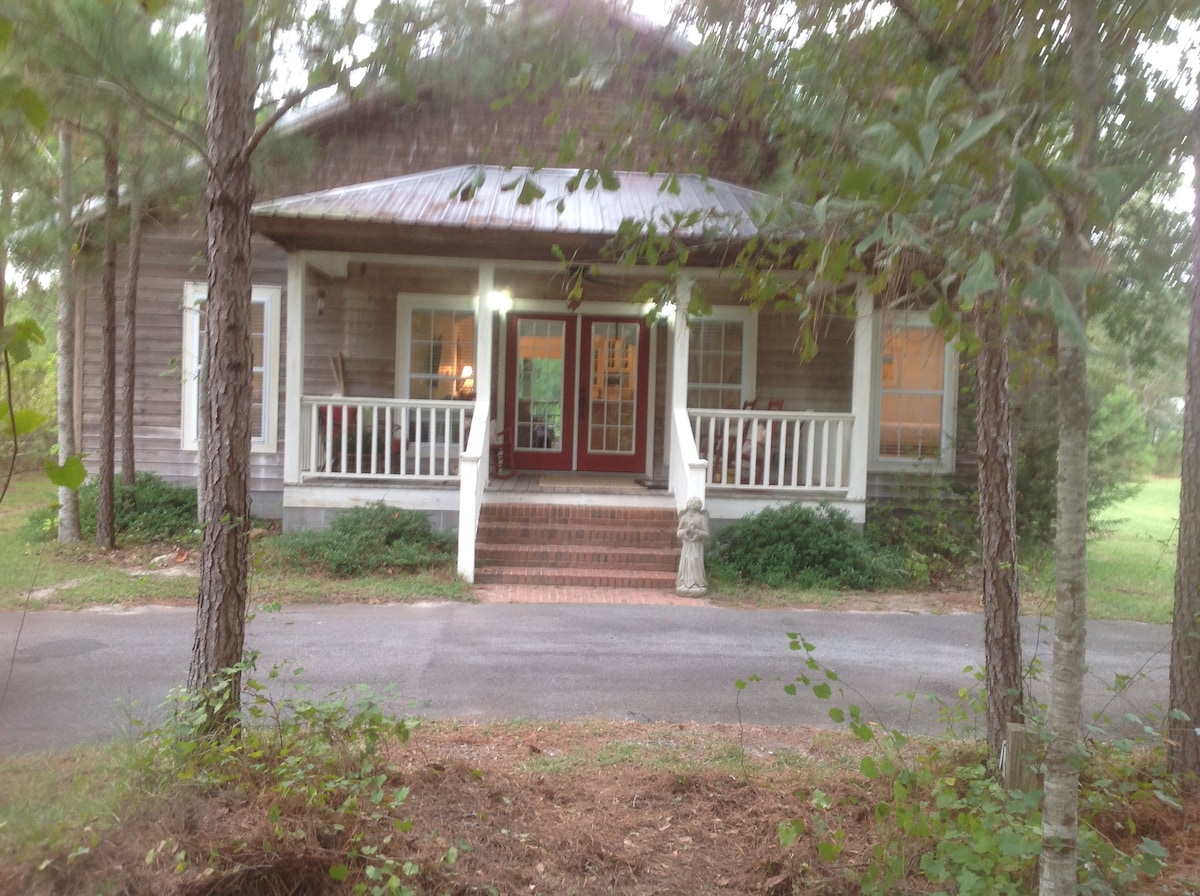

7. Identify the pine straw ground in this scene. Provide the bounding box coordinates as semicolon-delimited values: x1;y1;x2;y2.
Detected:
3;720;1199;896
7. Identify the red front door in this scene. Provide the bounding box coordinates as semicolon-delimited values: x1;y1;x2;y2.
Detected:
505;314;649;474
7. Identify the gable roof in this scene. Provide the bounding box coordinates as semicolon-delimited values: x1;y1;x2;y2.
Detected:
251;165;773;262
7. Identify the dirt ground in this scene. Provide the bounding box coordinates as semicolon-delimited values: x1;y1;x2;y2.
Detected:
6;720;1199;896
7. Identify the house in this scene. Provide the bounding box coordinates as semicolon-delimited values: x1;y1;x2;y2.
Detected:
73;3;970;586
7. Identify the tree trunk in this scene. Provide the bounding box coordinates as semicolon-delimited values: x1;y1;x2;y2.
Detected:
1040;4;1099;893
974;286;1024;760
56;125;81;543
1168;103;1200;784
120;189;143;490
96;112;120;550
188;0;254;722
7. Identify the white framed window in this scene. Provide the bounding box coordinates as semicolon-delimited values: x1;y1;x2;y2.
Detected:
181;281;282;453
398;296;477;400
686;308;756;409
871;310;957;472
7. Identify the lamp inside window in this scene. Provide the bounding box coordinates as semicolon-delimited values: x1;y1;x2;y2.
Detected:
458;365;475;400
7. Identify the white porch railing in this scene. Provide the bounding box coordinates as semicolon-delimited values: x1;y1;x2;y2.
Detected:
689;408;854;493
456;396;491;582
300;396;472;481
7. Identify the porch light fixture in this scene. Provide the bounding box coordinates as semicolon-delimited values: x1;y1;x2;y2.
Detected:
487;289;513;312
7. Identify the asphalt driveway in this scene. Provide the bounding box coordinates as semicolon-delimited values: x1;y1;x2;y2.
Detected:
0;602;1170;755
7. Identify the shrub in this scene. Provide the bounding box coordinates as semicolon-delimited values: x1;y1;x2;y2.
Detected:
272;502;454;577
865;482;980;583
26;471;199;543
709;503;912;590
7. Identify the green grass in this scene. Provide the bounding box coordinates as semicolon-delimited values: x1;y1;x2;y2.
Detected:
0;473;471;610
1086;477;1179;623
1029;477;1179;624
0;745;136;858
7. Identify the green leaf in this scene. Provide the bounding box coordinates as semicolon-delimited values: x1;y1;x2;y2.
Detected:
860;755;880;779
778;818;805;848
1007;158;1045;236
958;251;999;307
516;178;545;206
140;0;170;13
46;456;87;490
329;863;349;882
15;86;49;132
925;67;958;119
2;408;45;438
817;840;843;861
812;682;832;700
918;122;940;164
944;110;1007;161
0;18;11;51
600;168;621;191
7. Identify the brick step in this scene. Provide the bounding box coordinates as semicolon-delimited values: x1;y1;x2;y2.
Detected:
476;521;678;548
475;503;681;589
474;565;679;589
478;505;678;525
475;543;679;571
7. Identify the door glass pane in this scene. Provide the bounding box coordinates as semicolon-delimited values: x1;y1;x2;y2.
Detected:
588;321;639;455
515;319;564;451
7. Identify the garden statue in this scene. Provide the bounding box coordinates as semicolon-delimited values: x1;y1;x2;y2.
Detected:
676;498;710;598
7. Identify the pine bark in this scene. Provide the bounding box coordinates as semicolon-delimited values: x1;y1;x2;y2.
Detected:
975;287;1023;759
120;190;143;489
1168;106;1200;784
96;112;120;551
56;125;81;543
187;0;254;720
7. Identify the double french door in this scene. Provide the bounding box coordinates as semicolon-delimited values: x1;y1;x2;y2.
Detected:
505;314;650;473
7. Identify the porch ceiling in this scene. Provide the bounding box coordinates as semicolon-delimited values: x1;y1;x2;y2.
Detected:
251;165;778;263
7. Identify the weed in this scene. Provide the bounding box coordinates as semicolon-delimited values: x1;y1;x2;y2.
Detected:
127;660;427;894
763;633;1174;894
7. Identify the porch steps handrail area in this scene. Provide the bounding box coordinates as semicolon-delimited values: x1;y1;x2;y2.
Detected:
689;408;853;493
300;396;471;481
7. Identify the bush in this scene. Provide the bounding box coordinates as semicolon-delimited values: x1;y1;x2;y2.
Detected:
272;502;454;577
26;472;199;543
709;503;912;590
866;482;980;584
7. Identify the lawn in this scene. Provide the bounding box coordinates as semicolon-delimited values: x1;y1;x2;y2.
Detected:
1029;477;1180;624
0;473;471;611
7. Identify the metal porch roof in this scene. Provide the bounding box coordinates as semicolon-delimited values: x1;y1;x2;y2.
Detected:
251;165;771;247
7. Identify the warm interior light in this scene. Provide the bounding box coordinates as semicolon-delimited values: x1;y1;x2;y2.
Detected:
459;365;475;398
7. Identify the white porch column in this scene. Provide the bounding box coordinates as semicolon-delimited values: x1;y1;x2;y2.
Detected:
474;263;496;412
457;262;496;583
848;288;874;503
283;253;307;485
670;279;691;411
668;277;707;510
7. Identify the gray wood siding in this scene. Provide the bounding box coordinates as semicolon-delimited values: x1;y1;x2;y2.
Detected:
77;223;289;516
754;310;855;412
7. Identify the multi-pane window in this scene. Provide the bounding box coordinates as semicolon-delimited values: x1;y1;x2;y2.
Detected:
876;314;952;465
409;309;476;400
514;318;565;451
181;282;279;451
687;319;744;409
